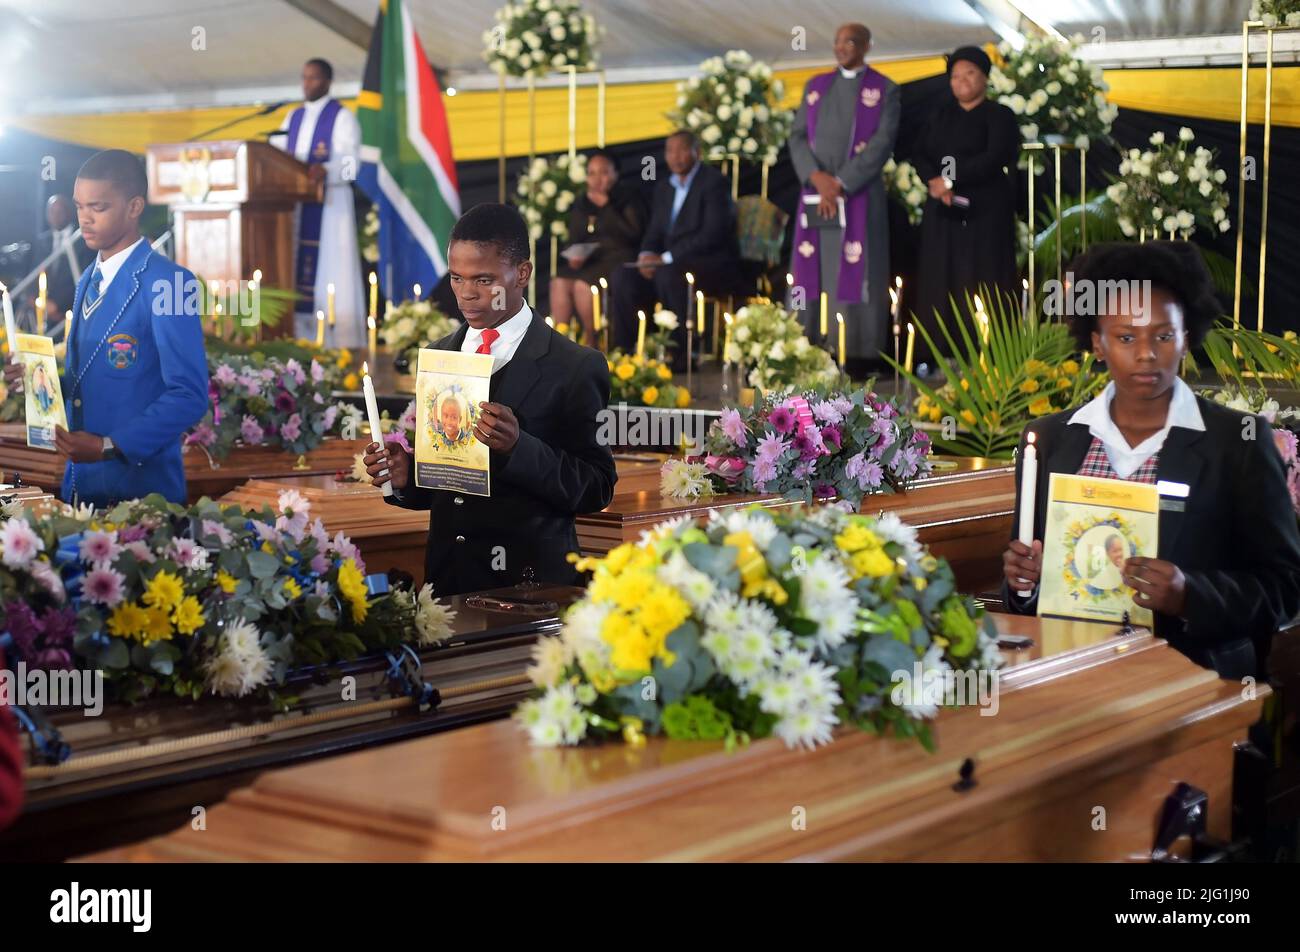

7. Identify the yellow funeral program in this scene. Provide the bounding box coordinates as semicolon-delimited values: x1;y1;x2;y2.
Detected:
414;348;494;496
1038;473;1159;626
16;333;67;450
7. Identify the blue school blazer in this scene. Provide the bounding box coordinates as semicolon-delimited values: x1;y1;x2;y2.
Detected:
61;241;209;506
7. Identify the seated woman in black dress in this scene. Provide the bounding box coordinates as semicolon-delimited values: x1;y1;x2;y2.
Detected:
911;46;1020;362
1002;241;1300;680
549;150;646;348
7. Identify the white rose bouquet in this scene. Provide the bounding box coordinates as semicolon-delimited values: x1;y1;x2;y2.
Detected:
1251;1;1300;28
482;0;601;78
988;34;1117;151
667;50;791;165
516;152;586;242
1105;127;1231;239
883;158;927;226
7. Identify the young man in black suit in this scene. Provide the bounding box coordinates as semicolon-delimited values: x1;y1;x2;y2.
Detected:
26;194;88;321
610;129;739;358
363;204;617;596
1002;241;1300;680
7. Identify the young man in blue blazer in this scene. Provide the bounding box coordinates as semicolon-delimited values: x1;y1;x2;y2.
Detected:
5;150;209;506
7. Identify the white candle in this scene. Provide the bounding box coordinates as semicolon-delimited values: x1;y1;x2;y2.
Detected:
0;283;16;356
1017;431;1038;597
1021;278;1030;318
362;364;393;497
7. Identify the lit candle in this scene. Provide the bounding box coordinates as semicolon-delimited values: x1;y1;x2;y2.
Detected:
413;283;422;301
723;312;734;365
1016;431;1038;597
836;312;846;368
819;291;828;337
904;322;915;374
215;301;223;338
369;271;378;321
590;284;601;332
1;283;16;356
695;290;705;334
786;272;794;288
36;272;46;334
362;362;393;498
327;282;336;327
253;268;263;284
636;309;646;359
63;309;72;344
545;316;554;328
686;271;695;334
367;314;378;365
315;309;325;348
1021;278;1030;317
974;294;988;344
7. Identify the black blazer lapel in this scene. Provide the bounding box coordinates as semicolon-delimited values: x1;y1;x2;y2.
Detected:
491;312;549;410
1034;420;1092;538
1155;427;1206;559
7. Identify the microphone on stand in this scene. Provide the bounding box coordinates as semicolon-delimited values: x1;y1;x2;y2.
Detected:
191;100;293;141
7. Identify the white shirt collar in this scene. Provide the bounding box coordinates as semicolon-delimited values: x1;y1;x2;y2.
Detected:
303;96;330;113
94;237;146;294
1068;377;1204;478
839;65;864;79
461;300;533;372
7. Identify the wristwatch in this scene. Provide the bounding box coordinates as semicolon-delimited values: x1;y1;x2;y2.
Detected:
100;436;122;462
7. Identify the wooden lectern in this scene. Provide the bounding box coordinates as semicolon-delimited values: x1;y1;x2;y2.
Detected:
146;140;320;335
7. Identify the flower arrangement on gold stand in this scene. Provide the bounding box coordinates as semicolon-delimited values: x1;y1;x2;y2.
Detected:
892;288;1105;459
516;153;586;242
725;300;841;393
1252;1;1300;28
988;34;1117;150
482;0;601;78
1106;128;1231;239
607;351;690;409
380;298;460;371
516;504;1001;751
668;50;790;165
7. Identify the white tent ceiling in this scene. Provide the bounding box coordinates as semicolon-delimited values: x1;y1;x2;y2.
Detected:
0;0;1259;115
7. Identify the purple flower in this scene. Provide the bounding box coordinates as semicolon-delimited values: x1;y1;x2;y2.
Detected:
214;364;238;386
34;648;71;670
186;423;216;447
284;358;307;386
813;482;836;499
4;602;40;658
124;540;156;564
792;433;818;461
331;532;366;575
274;390;296;414
893;446;923;480
845;451;885;491
821;425;842;451
0;518;44;569
310;359;325;383
720;408;748;447
79;530;121;565
311;553;330;575
871;415;896;448
118;524;149;544
280;413;302;443
322;405;339;431
792;460;816;480
241;415;265;446
399;401;417;430
768;406;796;434
388;430;412;454
754;432;788;463
40;606;76;648
240;374;262;396
752;457;777;487
252;521;279;544
811;400;843;425
84;566;126;607
313;393;324;405
202;519;233;546
831;396;853;417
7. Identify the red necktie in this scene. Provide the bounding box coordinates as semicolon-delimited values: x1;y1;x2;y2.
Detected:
476;328;500;355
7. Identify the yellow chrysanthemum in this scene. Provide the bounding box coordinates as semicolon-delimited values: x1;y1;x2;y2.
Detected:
834;522;878;554
601;612;653;674
337;348;353;368
342;372;360;391
172;596;205;635
656;364;673;380
1029;396;1054;416
639;585;690;639
1056;376;1071;390
928;407;942;422
852;547;896;579
960;409;977;426
107;602;149;639
337;558;369;623
603;543;636;577
959;378;970;391
1019;378;1040;394
283;578;302;600
610;570;656;612
641;386;660;405
142;570;184;612
140;605;174;644
1061;359;1080;375
676;388;691;408
216;570;238;594
615;362;636;381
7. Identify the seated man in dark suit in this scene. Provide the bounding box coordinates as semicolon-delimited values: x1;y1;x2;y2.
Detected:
610;129;739;361
363;203;617;596
26;194;88;323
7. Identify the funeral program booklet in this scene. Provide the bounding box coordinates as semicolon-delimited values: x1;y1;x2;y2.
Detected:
1037;472;1159;626
16;333;67;450
414;348;494;497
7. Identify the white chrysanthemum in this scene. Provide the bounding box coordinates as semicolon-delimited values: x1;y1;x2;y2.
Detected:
415;583;457;645
0;517;44;569
897;643;952;720
527;633;573;687
660;459;711;499
656;550;717;611
798;556;856;650
709;508;778;550
639;513;695;546
561;599;613;676
872;512;923;566
516;683;588;747
223;619;262;660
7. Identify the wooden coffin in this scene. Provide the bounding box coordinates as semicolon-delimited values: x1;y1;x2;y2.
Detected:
2;584;581;862
577;456;1014;593
219;475;431;587
0;423;372;503
83;614;1264;862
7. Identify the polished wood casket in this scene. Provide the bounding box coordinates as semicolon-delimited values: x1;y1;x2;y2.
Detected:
0;425;371;503
84;614;1264;862
146;139;319;324
3;584;581;862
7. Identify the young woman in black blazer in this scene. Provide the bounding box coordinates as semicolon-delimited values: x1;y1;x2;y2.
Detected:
1002;241;1300;679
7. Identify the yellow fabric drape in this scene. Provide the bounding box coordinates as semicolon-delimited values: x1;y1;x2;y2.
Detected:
13;59;1296;159
8;55;949;160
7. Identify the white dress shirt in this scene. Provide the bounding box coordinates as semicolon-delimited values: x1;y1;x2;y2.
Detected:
92;237;146;298
1068;377;1205;478
460;301;532;373
657;162;702;266
839;66;863;79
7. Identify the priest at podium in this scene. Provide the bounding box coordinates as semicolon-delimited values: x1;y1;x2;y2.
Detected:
273;57;365;345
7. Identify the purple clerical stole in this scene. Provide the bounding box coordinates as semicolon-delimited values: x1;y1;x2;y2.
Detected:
286;98;343;314
791;68;887;303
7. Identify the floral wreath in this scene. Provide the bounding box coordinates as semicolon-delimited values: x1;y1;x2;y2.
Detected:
1060;511;1146;602
425;383;480;450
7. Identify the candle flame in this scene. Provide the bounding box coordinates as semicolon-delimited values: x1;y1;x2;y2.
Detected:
836;312;844;324
889;287;898;306
317;310;325;321
1022;278;1030;290
894;275;903;288
369;271;377;286
637;310;646;321
362;361;369;374
786;273;794;286
1026;431;1036;445
367;315;376;329
413;283;422;298
724;313;733;325
327;283;335;294
599;277;608;289
253;269;263;283
590;284;599;296
0;282;7;293
685;271;694;284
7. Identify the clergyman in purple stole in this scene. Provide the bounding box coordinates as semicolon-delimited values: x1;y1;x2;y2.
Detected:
788;64;899;363
285;99;343;315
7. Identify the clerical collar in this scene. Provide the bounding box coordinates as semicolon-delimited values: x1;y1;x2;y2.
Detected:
839;66;864;79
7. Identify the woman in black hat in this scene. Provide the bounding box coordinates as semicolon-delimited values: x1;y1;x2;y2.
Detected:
910;46;1020;364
